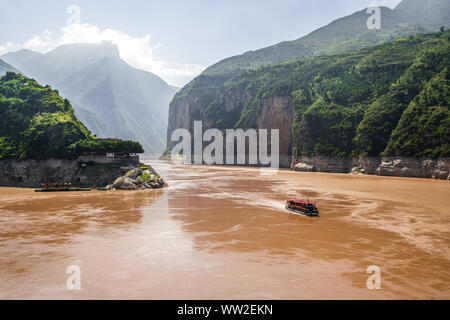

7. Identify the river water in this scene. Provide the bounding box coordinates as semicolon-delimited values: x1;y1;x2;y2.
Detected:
0;159;449;299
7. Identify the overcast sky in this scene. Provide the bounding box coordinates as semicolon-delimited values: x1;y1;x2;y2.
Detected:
0;0;402;86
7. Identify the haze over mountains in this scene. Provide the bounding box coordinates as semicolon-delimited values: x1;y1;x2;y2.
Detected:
202;0;449;76
1;43;177;154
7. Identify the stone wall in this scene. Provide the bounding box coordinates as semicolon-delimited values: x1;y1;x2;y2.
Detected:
77;155;140;164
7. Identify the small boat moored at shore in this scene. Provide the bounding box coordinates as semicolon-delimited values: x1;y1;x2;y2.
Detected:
285;198;320;217
35;183;91;192
35;183;71;192
69;187;92;192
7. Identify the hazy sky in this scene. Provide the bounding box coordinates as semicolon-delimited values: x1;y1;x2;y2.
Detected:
0;0;402;86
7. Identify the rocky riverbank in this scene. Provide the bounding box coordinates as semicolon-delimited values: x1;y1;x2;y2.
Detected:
292;156;450;180
108;166;168;190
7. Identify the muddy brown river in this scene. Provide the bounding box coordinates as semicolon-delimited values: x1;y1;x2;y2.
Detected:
0;159;449;299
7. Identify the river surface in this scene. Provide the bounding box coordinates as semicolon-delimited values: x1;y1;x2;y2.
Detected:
0;158;449;299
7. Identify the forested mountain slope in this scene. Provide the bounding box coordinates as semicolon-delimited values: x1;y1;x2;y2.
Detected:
2;43;177;154
167;0;449;157
168;31;449;159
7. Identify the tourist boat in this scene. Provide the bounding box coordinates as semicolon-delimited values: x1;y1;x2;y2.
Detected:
35;183;91;192
285;198;320;217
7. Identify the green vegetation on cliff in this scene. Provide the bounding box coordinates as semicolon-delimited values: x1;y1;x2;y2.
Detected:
384;68;450;158
1;43;177;154
170;0;449;115
187;31;449;158
0;72;144;159
353;34;449;157
167;0;450;159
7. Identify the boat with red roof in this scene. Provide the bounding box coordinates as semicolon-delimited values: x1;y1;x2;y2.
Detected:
285;198;320;217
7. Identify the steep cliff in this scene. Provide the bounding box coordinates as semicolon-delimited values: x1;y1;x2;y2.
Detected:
168;32;449;166
166;0;449;168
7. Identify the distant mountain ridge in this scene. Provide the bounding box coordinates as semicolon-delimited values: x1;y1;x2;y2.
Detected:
395;0;450;30
204;0;450;75
2;43;177;154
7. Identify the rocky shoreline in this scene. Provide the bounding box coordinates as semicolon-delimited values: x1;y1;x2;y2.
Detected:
292;156;450;180
0;156;168;189
109;166;168;190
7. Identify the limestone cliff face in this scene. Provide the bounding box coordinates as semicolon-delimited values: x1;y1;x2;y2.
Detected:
166;84;295;166
252;95;295;156
167;94;198;149
167;86;449;178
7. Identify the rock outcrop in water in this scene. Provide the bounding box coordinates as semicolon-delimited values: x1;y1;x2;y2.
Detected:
110;166;168;190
